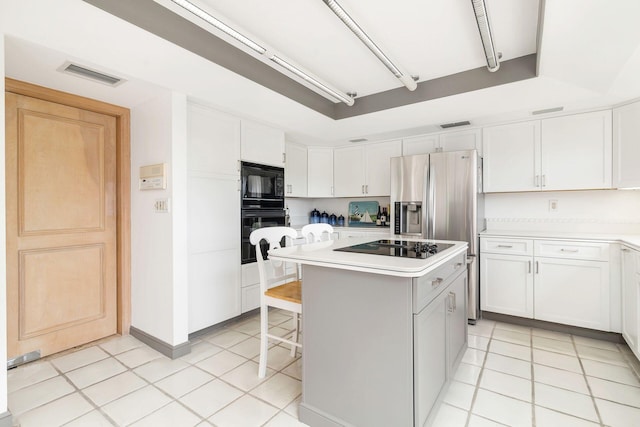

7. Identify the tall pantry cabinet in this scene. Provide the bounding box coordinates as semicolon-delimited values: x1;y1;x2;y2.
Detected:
186;103;241;333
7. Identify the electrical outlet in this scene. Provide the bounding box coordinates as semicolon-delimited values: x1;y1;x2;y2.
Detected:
154;198;170;213
549;199;558;212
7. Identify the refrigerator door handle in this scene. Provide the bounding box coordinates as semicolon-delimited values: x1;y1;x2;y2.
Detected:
427;162;435;240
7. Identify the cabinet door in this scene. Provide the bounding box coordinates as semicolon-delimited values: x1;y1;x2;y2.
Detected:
480;253;534;318
414;292;447;427
440;129;482;155
482;121;540;192
613;102;640;188
307;147;334;197
541;111;612;191
403;134;439;155
365;140;402;196
240;120;285;167
447;272;468;373
333;145;365;197
187;103;240;176
622;247;639;351
535;257;610;330
285;141;307;197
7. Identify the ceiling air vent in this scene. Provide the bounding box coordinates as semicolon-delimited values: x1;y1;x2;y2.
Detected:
59;62;125;87
532;106;564;115
440;121;470;129
349;138;368;143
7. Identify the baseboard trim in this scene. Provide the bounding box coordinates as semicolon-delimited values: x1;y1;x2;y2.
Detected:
481;311;624;343
129;326;191;359
0;411;13;427
188;308;259;341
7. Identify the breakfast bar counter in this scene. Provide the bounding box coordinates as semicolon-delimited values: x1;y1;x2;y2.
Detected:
269;237;469;427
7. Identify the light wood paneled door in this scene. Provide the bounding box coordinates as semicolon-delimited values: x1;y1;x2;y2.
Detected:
5;92;117;359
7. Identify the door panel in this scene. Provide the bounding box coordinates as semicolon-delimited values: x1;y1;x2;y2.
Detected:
6;92;117;359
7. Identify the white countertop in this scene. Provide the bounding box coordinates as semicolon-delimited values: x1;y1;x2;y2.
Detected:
480;229;640;250
268;236;468;278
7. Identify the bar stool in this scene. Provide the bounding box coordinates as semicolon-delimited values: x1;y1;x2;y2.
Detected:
250;226;301;378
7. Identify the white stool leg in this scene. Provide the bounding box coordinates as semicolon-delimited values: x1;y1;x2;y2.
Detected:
258;305;269;378
290;312;299;357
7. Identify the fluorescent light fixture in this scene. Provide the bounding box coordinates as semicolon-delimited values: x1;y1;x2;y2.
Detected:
322;0;418;91
168;0;356;106
170;0;266;54
471;0;500;72
270;55;355;106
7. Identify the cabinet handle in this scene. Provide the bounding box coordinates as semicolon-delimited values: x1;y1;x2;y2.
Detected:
497;245;513;248
560;248;579;253
535;175;540;187
535;261;539;274
282;152;286;163
542;174;546;187
237;160;241;172
622;248;630;252
448;292;455;312
528;261;531;273
331;186;334;196
452;292;457;311
455;262;463;269
431;278;443;288
365;184;369;194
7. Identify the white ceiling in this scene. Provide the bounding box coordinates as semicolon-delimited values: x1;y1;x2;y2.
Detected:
2;0;640;146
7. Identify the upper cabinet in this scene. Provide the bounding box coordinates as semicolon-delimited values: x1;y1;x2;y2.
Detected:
307;147;334;197
483;111;612;193
613;101;640;188
334;140;402;197
402;129;481;156
240;120;285;167
284;141;307;197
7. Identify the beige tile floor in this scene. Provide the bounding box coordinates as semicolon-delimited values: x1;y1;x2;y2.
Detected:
8;311;640;426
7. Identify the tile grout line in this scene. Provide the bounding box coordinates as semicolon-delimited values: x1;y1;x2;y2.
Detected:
531;327;536;427
464;320;496;427
571;334;605;427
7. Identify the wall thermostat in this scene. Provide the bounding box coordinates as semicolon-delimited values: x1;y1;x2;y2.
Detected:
139;163;167;190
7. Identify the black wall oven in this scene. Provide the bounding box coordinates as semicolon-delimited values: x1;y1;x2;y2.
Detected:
240;162;286;264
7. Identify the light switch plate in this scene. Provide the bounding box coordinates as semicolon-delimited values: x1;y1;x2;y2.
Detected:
549;199;558;212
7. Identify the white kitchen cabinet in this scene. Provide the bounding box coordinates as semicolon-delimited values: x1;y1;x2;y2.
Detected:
240;120;285;167
480;236;612;331
403;134;439;155
402;129;481;156
439;129;482;155
307;147;334;197
284;141;307;197
541;110;612;191
333;140;401;197
480;238;534;318
187;103;241;333
534;257;609;330
622;246;640;356
613;101;640;188
483;121;540;192
447;272;468;372
337;229;389;239
483;110;612;193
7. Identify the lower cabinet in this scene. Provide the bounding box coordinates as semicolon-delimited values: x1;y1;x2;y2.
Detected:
480;236;612;331
414;270;467;427
622;246;640;357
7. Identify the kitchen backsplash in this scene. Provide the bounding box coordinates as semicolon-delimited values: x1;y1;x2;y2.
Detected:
485;189;640;234
286;196;390;227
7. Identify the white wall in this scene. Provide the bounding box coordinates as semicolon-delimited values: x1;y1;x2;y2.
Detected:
0;34;8;415
485;189;640;233
131;91;188;346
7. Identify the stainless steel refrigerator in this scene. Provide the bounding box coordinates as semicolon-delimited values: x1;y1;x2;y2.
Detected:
390;150;485;322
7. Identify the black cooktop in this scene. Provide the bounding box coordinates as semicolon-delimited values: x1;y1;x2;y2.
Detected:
334;239;455;259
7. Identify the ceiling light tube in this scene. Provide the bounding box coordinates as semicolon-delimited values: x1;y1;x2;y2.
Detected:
322;0;417;91
269;55;355;106
471;0;500;72
170;0;267;55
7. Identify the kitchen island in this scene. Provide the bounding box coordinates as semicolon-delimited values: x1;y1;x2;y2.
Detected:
269;237;469;427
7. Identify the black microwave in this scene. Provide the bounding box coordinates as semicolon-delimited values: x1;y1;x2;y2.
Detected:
241;161;285;209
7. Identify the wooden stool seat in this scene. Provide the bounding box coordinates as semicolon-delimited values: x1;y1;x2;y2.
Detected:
264;280;302;304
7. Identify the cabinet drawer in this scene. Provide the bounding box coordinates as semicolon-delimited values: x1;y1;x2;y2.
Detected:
481;237;533;256
413;252;466;313
534;240;609;261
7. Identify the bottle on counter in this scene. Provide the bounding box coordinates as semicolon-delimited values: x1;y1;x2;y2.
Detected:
381;207;387;226
376;205;382;226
